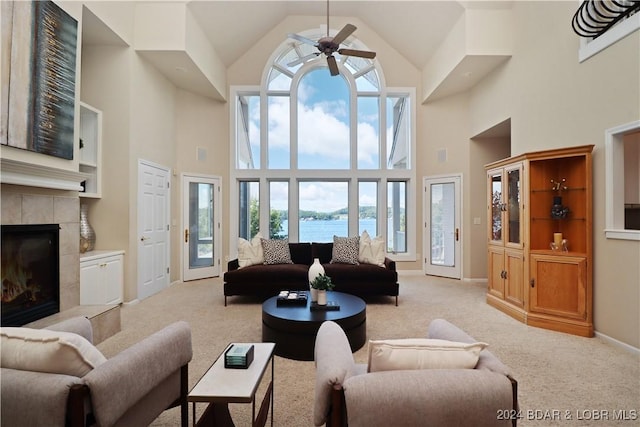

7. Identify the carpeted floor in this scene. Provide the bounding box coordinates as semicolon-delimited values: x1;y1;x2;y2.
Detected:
97;272;640;426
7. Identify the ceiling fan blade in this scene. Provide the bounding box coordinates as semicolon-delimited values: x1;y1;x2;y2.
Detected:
287;52;319;67
287;33;318;47
331;24;356;45
338;48;376;59
327;55;340;76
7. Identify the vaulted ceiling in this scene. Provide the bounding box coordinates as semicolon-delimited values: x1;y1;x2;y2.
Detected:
81;1;514;101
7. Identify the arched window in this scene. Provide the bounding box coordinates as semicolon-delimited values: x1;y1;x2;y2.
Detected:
231;28;415;259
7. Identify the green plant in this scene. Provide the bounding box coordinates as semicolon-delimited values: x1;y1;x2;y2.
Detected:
310;273;334;291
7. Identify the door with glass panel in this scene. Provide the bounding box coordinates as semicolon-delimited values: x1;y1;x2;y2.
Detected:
424;175;461;279
182;175;221;281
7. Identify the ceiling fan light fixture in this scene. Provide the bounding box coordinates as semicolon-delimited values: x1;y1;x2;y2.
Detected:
286;0;376;76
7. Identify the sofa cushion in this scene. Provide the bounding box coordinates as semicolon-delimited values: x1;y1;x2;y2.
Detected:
331;235;360;265
367;338;488;372
261;238;294;264
323;262;397;283
311;242;333;264
289;242;312;265
238;232;264;268
358;230;386;267
0;327;107;377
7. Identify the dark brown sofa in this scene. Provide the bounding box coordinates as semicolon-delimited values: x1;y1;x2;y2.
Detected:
223;242;399;306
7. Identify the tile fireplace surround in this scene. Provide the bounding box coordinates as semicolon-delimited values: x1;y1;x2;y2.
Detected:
1;184;80;313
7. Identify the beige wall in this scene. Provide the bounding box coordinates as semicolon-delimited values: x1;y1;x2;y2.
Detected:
466;1;640;347
173;90;228;275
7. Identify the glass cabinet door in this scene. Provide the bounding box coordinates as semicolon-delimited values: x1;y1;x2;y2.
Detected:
506;167;521;244
490;172;503;242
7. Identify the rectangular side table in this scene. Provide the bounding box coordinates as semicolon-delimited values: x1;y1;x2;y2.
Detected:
189;342;275;427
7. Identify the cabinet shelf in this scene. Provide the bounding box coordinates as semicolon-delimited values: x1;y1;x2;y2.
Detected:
530;249;587;257
531;217;586;221
531;187;586;193
79;102;102;198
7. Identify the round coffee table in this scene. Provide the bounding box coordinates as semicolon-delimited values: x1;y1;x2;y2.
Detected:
262;291;366;361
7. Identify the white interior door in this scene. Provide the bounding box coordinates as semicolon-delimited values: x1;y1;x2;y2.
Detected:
182;174;221;281
424;175;462;279
137;160;170;300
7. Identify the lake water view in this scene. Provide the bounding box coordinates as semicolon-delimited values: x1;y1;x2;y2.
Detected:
281;218;378;242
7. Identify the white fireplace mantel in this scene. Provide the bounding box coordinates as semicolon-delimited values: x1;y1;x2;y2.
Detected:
1;158;83;191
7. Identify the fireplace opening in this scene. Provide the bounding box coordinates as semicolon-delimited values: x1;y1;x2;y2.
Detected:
1;224;60;326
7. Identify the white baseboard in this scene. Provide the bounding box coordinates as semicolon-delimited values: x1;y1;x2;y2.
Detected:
123;299;140;306
595;331;640;356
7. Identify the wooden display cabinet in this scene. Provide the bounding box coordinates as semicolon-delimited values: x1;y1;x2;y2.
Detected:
486;145;594;337
487;162;526;318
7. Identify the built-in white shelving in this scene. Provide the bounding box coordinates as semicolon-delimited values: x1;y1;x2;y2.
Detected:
79;102;102;198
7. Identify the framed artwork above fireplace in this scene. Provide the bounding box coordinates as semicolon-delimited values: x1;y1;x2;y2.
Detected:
1;0;77;160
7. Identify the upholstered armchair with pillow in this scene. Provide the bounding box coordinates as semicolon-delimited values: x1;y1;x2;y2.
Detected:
314;319;518;427
1;316;192;427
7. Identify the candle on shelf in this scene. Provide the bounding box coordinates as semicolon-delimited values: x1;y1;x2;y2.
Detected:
554;232;563;248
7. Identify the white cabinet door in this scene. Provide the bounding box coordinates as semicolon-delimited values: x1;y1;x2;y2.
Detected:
80;261;102;304
80;251;124;305
102;256;124;304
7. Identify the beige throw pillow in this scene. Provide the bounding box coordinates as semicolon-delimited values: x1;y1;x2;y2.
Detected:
1;327;107;377
238;232;264;268
358;230;386;267
367;338;488;372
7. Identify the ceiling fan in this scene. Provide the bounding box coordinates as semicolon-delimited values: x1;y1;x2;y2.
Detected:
286;0;376;76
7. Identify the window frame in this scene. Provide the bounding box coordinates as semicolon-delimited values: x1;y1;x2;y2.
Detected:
578;6;640;63
229;35;417;261
605;120;640;241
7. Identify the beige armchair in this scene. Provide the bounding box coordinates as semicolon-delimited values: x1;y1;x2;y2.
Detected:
314;319;518;427
1;316;192;427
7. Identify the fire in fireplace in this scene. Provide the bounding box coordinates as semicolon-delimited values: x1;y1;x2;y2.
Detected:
1;224;60;326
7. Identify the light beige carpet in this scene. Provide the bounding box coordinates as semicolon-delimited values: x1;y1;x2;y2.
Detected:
97;272;640;426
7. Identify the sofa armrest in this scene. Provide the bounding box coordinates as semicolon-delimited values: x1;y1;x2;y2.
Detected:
1;368;84;427
228;258;239;271
314;321;356;426
84;321;192;427
343;369;515;427
384;257;396;271
45;316;94;344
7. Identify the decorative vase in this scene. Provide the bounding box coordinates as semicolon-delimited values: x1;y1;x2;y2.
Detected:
308;258;324;302
317;290;327;305
79;203;96;253
551;196;569;219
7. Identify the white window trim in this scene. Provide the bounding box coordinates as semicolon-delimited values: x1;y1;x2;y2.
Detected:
578;10;640;63
605;120;640;241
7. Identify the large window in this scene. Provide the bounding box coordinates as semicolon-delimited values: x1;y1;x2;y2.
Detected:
231;29;416;259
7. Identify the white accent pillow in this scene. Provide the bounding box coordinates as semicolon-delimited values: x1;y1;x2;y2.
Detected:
238;232;264;268
0;327;107;377
367;338;488;372
358;230;386;267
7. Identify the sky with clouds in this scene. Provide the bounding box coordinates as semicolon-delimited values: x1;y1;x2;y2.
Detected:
245;65;403;214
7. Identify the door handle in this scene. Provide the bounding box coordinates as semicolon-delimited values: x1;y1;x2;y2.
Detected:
140;236;149;242
455;228;459;241
184;229;189;243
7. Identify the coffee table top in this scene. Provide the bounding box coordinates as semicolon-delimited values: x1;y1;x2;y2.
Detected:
262;291;365;323
188;342;275;404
